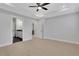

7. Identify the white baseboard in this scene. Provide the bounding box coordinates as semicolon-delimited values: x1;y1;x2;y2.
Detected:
44;37;79;45
0;43;12;47
23;37;32;41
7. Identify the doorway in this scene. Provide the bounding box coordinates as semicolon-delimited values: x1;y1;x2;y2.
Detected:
32;20;43;39
32;23;35;36
12;17;23;43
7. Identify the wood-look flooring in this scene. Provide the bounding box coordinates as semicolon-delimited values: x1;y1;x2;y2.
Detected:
0;37;79;56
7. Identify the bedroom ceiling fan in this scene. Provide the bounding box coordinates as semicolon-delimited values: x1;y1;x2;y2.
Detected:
29;3;50;12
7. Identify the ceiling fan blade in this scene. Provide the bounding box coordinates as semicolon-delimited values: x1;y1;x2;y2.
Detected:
36;3;40;6
36;9;39;12
29;6;37;7
42;7;48;10
41;3;50;6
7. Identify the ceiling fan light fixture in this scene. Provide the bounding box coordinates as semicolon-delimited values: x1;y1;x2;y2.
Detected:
38;7;42;9
29;3;50;12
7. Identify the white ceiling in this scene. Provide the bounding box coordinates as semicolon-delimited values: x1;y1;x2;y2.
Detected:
0;3;79;19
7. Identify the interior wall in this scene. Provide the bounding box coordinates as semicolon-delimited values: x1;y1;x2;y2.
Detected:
0;9;32;47
44;12;79;43
23;17;32;41
0;12;12;47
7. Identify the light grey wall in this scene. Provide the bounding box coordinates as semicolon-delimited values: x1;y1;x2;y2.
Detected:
44;12;79;42
23;17;32;41
0;13;12;47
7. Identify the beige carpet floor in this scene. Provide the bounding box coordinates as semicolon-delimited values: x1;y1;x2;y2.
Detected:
0;37;79;56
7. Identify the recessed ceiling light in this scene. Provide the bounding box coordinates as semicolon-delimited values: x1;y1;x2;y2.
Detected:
5;3;14;7
62;5;67;8
59;5;69;12
60;8;69;12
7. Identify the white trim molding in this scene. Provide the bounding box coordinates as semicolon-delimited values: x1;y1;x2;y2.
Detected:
44;37;79;45
0;43;12;47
